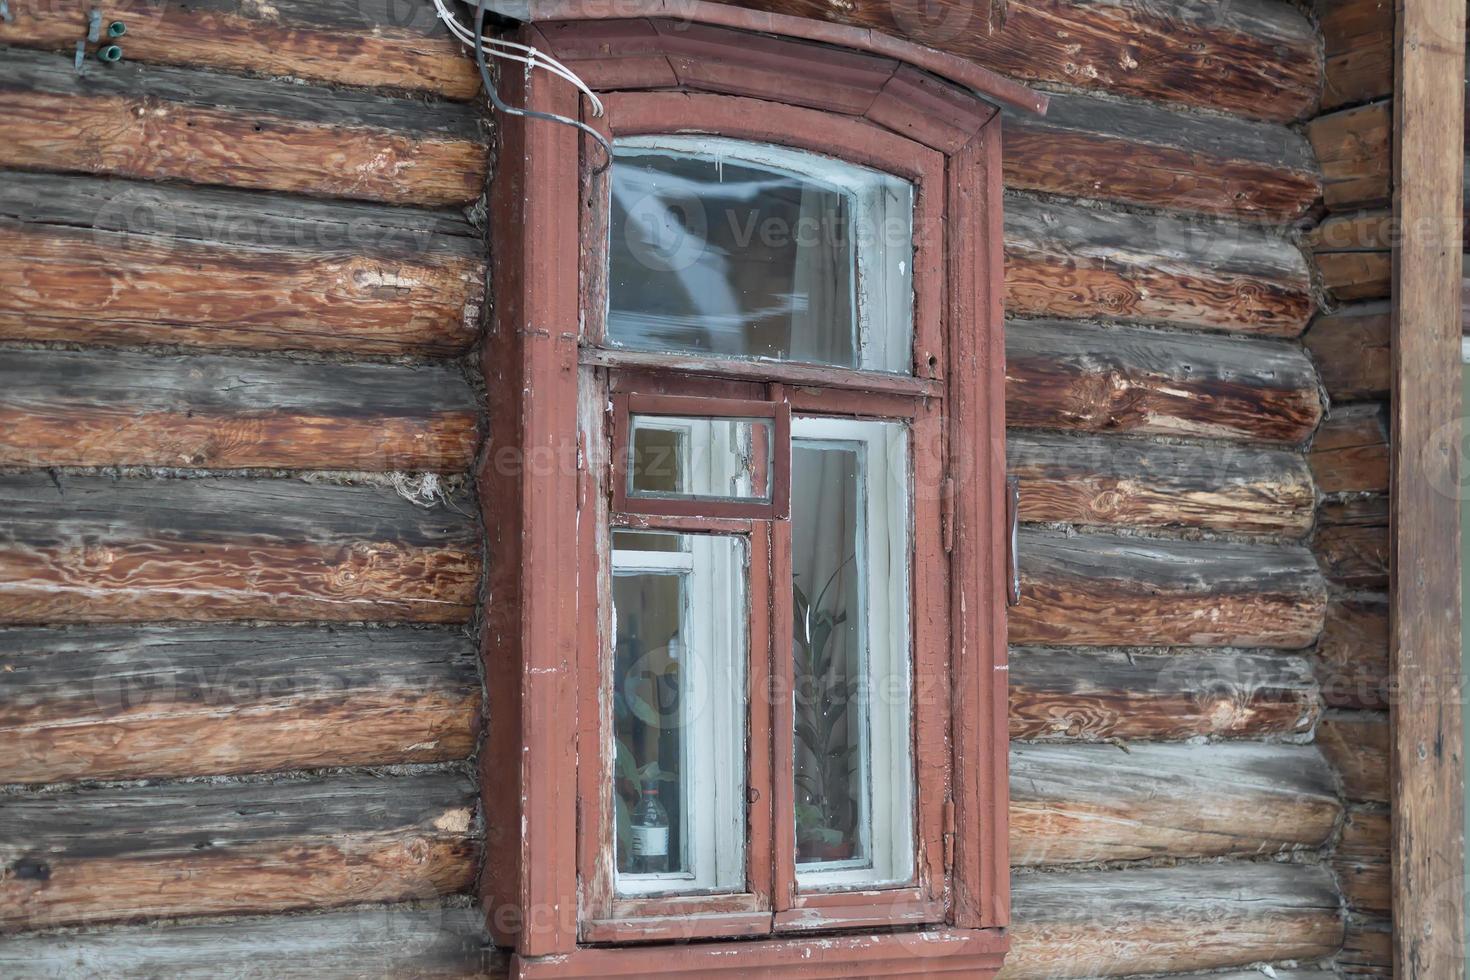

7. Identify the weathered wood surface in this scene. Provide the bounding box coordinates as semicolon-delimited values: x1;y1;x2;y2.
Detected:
1340;916;1392;976
1002;90;1320;220
1010;647;1319;741
0;626;478;784
0;49;484;205
0;475;480;624
0;172;484;355
1305;302;1391;402
1320;0;1395;110
0;772;479;931
733;0;1321;122
1314;496;1390;590
0;905;498;978
1336;806;1392;915
1010;530;1327;649
1005;196;1315;336
0;350;479;472
1006;320;1324;446
1010;742;1339;866
1311;403;1391;495
0;352;476;476
1308;100;1392;211
1317;598;1390;710
1309;212;1393;302
1318;710;1390;803
1009;432;1314;535
1001;863;1343;978
0;0;481;98
1392;2;1468;970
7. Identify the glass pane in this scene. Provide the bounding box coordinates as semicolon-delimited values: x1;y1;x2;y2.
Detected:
608;136;914;374
629;414;773;503
612;532;748;896
789;417;913;888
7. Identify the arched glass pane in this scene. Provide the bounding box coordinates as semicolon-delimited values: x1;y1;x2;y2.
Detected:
608;136;914;374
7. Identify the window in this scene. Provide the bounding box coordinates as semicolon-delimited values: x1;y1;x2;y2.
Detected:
481;8;1036;977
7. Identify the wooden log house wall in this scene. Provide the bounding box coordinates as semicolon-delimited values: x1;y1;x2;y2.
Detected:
1304;1;1400;973
0;0;1371;975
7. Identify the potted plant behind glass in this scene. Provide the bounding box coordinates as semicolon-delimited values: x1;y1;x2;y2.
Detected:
793;560;860;863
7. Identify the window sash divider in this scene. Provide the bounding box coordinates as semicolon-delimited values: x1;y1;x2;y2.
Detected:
611;391;792;521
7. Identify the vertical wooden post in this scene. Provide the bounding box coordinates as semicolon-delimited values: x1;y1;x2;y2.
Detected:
481;24;582;957
947;115;1009;931
1391;0;1466;973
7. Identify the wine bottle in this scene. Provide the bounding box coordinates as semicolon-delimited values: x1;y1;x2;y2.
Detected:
629;776;670;873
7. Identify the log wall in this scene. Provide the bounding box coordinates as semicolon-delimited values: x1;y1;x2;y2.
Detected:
0;0;494;965
0;0;1348;975
1302;2;1406;972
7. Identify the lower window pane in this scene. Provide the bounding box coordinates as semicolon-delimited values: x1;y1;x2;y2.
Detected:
612;531;748;896
790;418;913;889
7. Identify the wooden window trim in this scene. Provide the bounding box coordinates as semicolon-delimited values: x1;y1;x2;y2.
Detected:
483;15;1025;976
610;391;792;521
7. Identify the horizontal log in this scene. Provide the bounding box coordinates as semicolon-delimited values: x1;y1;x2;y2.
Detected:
0;625;479;784
1340;916;1391;975
1317;597;1390;710
0;349;479;472
1311;403;1390;495
1002;863;1343;978
1005;196;1315;336
0;172;483;355
1316;251;1392;303
1308;100;1392;212
0;905;498;978
0;772;479;931
1001;90;1320;221
1320;0;1395;110
1011;530;1327;649
0;48;484;205
0;475;480;624
1318;710;1390;803
1305;302;1391;402
1008;432;1314;535
1009;648;1320;741
1010;741;1340;866
1306;209;1395;252
1314;496;1390;590
736;0;1321;122
0;0;480;98
1308;211;1392;303
1006;320;1324;445
1335;806;1391;915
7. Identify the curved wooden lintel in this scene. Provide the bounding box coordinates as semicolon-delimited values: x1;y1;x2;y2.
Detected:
483;0;1048;116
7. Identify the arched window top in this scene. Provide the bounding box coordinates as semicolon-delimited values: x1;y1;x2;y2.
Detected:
480;0;1048;119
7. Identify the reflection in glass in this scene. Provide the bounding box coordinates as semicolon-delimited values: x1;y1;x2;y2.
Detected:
790;417;912;888
612;532;748;895
629;414;773;503
608;136;914;373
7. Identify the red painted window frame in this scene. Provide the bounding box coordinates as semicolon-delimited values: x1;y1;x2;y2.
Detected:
481;14;1019;978
610;391;791;521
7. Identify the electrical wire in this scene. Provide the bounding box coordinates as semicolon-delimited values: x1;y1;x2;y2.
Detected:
469;0;614;174
433;0;604;117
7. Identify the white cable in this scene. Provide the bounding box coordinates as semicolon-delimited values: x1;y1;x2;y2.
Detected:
434;0;595;102
433;0;605;116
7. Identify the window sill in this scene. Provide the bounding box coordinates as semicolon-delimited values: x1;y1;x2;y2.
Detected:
511;927;1008;979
